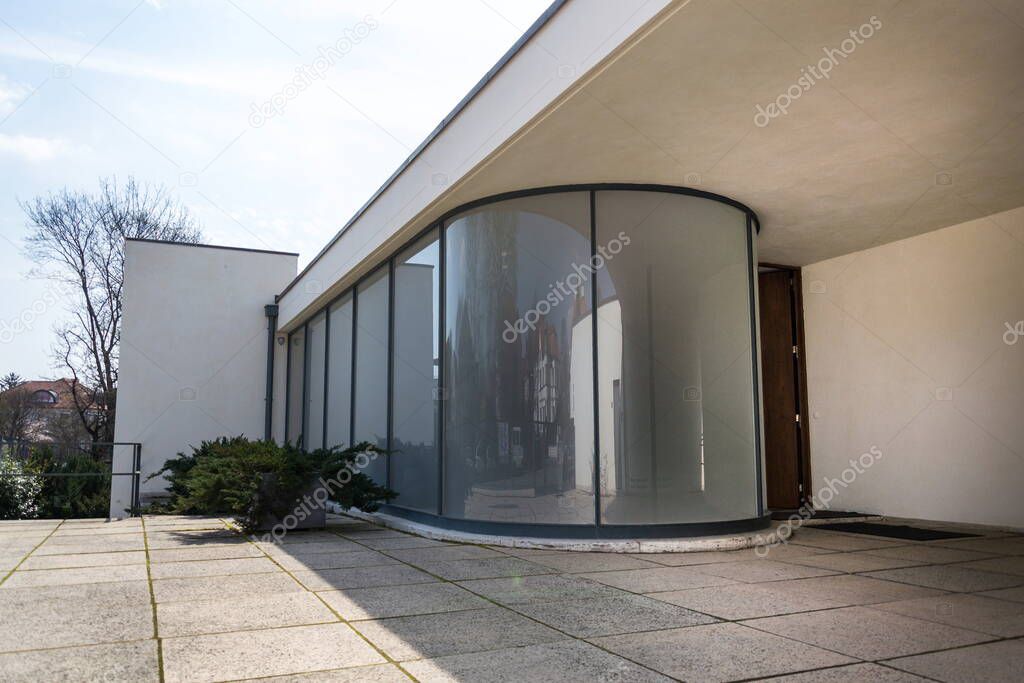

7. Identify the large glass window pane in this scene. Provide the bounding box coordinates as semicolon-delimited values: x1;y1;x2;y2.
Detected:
304;311;327;450
595;191;758;524
285;329;305;445
444;193;595;524
353;267;389;484
325;293;353;449
391;230;440;512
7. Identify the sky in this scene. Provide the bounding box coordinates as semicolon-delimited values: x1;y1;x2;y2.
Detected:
0;0;552;380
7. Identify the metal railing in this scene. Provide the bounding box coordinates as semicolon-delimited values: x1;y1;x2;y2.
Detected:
0;440;142;519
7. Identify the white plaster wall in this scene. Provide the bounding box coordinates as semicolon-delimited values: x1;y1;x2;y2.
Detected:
802;208;1024;529
110;241;297;517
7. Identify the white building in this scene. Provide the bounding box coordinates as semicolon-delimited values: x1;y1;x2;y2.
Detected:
114;0;1024;534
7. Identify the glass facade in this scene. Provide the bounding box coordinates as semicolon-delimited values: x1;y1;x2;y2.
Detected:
595;192;758;524
303;311;327;450
444;193;595;524
283;186;763;533
285;328;305;445
353;267;389;484
325;293;353;450
391;230;441;512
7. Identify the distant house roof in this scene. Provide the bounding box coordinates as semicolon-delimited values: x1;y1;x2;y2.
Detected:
3;379;87;411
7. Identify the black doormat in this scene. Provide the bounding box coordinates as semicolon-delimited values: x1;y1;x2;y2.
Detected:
813;521;981;541
771;509;865;521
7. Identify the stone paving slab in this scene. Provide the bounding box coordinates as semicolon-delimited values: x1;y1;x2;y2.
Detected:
590;622;856;681
237;663;411;682
650;580;849;620
414;556;555;580
152;571;304;603
318;581;490;620
149;543;265;562
745;605;993;660
292;563;439;591
512;593;718;637
274;549;400;571
578;565;741;592
457;573;628;605
863;565;1024;592
884;638;1024;681
1;516;1021;682
162;622;385;683
257;539;366;556
693;559;840;583
0;639;160;683
19;550;147;569
756;662;931;682
0;581;154;651
353;606;567;661
1;563;149;588
402;639;673;682
956;555;1024;576
869;593;1024;637
157;591;338;637
147;556;280;579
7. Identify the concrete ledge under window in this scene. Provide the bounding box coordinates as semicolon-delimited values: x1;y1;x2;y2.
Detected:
337;506;787;553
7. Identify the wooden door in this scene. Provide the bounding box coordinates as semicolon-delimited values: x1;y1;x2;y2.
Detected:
758;270;803;509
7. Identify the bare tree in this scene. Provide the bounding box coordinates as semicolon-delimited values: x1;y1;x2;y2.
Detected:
22;178;202;442
0;373;39;442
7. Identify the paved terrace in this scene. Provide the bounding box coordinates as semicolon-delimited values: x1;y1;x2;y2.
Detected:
0;515;1022;682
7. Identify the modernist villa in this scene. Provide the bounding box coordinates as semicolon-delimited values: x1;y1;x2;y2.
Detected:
111;0;1024;538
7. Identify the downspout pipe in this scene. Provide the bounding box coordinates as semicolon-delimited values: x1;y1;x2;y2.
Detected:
264;303;279;441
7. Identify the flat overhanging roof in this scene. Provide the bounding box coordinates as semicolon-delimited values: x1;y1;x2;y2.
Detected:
277;0;1024;331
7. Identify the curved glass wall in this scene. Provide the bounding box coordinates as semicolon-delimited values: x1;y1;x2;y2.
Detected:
444;193;595;524
285;186;763;535
594;192;759;524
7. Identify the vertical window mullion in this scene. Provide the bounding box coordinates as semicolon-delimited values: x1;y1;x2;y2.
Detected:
301;322;310;451
350;287;358;447
322;304;331;451
591;191;601;526
284;331;292;443
386;258;395;489
437;220;446;517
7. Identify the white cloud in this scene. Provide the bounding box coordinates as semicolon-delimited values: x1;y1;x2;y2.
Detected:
0;40;277;96
0;74;31;114
0;134;71;162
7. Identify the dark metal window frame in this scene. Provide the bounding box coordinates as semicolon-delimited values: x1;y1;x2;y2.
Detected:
280;184;767;537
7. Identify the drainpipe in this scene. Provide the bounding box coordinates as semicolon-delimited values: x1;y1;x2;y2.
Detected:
264;303;279;441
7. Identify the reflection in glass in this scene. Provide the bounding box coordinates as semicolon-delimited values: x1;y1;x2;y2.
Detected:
444;193;595;524
595;191;758;524
286;329;305;445
353;267;389;484
304;311;326;450
391;229;440;512
325;293;353;449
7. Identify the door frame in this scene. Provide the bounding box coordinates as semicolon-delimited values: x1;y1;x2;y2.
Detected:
759;262;812;508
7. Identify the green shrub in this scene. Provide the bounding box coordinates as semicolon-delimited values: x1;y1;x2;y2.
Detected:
149;437;396;532
27;448;111;519
0;453;43;520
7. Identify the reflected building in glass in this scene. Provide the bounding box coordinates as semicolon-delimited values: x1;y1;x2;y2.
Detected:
284;185;765;538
